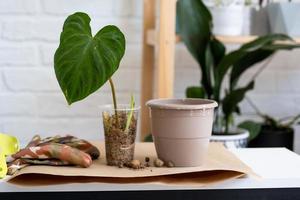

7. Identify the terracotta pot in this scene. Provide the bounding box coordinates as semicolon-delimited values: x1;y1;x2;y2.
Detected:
146;98;218;167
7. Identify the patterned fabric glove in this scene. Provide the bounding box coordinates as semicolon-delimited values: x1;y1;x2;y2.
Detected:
7;135;100;175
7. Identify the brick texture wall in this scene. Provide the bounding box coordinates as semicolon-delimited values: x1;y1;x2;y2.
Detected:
0;0;300;152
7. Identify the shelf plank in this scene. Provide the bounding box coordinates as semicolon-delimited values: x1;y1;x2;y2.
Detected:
156;0;176;98
140;0;156;140
147;29;300;45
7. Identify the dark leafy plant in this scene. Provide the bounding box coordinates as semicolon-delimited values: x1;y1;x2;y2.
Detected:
177;0;300;134
238;98;300;141
54;12;125;116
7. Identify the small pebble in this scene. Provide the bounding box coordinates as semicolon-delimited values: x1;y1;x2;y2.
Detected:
130;159;141;169
145;157;150;163
154;158;164;167
166;161;174;168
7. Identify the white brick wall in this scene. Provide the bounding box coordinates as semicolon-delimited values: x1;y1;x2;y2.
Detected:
0;46;38;66
0;0;39;14
0;0;300;153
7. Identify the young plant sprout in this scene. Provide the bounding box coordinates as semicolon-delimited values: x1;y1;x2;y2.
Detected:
125;95;135;134
54;12;138;166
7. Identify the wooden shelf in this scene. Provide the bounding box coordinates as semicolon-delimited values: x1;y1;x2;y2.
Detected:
140;0;300;140
147;29;300;45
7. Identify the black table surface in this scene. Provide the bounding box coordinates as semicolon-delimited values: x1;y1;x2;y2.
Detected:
2;188;300;200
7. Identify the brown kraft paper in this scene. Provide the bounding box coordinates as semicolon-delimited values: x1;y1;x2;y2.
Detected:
7;142;258;187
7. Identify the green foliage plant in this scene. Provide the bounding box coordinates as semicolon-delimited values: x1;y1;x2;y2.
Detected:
238;98;300;141
177;0;300;134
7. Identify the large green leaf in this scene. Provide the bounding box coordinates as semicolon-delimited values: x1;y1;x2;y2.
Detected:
177;0;212;64
238;120;262;141
54;12;125;105
213;50;245;100
186;86;206;98
177;0;213;97
210;37;226;67
209;37;226;89
222;81;255;119
217;34;298;85
262;43;300;50
204;38;226;92
230;50;273;89
215;34;300;100
230;43;300;89
240;34;293;51
204;44;213;89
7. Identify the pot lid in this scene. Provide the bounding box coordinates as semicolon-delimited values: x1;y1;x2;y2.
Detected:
146;98;218;110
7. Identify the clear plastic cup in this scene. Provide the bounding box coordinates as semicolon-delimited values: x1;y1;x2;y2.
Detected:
102;104;140;166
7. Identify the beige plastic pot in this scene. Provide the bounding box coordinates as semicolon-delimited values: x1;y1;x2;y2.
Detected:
146;98;218;167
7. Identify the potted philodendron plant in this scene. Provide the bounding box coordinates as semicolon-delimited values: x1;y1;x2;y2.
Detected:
239;98;300;151
54;12;139;166
177;0;300;148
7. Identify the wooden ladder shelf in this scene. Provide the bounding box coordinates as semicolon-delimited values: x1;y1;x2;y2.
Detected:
140;0;300;140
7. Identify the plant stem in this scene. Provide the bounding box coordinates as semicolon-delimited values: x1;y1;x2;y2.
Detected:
282;114;300;127
225;116;229;134
249;55;274;83
278;116;294;123
109;78;119;125
245;96;265;118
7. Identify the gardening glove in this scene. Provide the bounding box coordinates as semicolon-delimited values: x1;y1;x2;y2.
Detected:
0;133;20;178
36;135;100;160
7;135;100;175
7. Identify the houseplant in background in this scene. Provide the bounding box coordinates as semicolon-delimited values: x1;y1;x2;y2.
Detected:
54;12;139;166
177;0;300;148
238;98;300;150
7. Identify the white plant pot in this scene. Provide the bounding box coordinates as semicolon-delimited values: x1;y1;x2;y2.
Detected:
267;3;300;36
210;128;249;149
210;5;245;36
